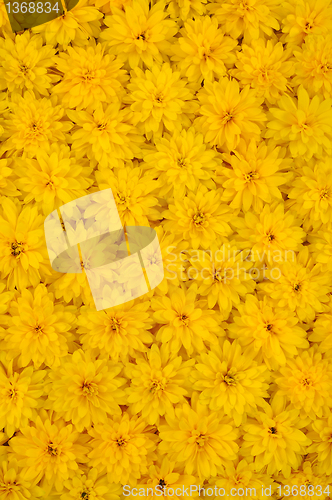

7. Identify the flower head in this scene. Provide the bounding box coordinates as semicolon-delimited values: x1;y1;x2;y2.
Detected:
307;414;332;474
195;78;266;152
101;0;177;69
171;16;237;83
61;468;122;500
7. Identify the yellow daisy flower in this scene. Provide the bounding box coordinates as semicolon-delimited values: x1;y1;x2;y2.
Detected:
88;412;158;484
158;392;239;480
68;103;144;169
232;203;306;265
309;308;332;357
259;247;331;322
228;295;309;370
276;460;332;500
78;299;154;362
162;184;232;249
195;78;266;152
8;409;91;496
0;31;58;97
191;339;270;426
188;242;255;317
0;455;43;500
171;16;237;83
272;347;332;420
265;85;332;159
32;0;103;48
125;63;199;139
286;158;332;229
0;352;46;437
4;283;76;368
241;398;311;477
167;0;207;21
142;127;219;200
96;162;160;226
53;42;128;109
307;414;332;474
280;0;332;46
61;468;122;500
100;0;177;69
291;34;332;99
219;139;291;212
151;282;224;355
47;349;127;432
308;224;332;272
0;198;51;290
0;91;72;157
208;0;280;42
231;38;294;104
125;343;194;425
49;269;95;307
16;143;93;215
0;158;20;197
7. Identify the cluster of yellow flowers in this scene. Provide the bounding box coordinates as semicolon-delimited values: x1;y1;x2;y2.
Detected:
1;0;332;497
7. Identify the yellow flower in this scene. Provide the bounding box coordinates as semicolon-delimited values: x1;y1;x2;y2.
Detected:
291;34;332;99
280;0;332;46
47;350;127;432
232;203;306;265
16;143;93;215
53;42;128;109
195;78;266;152
241;398;311;477
4;283;76;368
49;270;95;307
309;307;332;357
272;347;332;420
191;339;270;426
0;31;58;97
142;127;219;200
78;299;154;362
286;158;332;229
151;283;224;355
171;16;237;83
0;0;10;31
308;225;332;272
1;91;72;157
259;247;331;322
219;139;290;212
134;457;197;500
162;184;232;249
307;414;332;474
213;459;275;500
167;0;207;21
96;162;160;225
208;0;280;42
0;198;51;290
125;63;199;139
101;0;177;69
228;295;309;370
0;352;46;437
32;0;103;48
231;39;294;104
8;410;91;496
126;343;194;425
265;85;332;159
158;392;239;480
61;468;122;500
88;412;158;484
276;460;332;500
0;455;43;500
68;103;144;169
188;243;255;317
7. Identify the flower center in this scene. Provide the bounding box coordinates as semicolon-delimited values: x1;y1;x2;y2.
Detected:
81;382;95;395
320;188;330;200
195;433;206;446
266;323;273;331
154;92;163;103
269;426;277;435
244;171;258;182
158;479;167;488
116;437;127;447
224;372;237;386
301;377;312;387
179;313;189;325
11;241;23;257
117;193;128;204
81;491;90;499
20;63;29;75
193;211;206;226
221;112;233;125
293;283;301;292
304;21;313;32
97;122;107;130
110;317;121;332
267;232;275;242
47;443;58;456
150;379;164;394
177;157;186;167
8;387;17;400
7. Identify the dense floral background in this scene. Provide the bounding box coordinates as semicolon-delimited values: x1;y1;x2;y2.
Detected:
0;0;332;498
